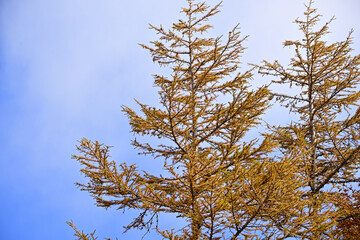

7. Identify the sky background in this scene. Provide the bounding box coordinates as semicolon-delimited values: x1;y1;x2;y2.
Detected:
0;0;359;239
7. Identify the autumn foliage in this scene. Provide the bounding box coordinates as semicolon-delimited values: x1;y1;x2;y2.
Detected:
332;187;360;239
69;0;360;239
257;0;360;238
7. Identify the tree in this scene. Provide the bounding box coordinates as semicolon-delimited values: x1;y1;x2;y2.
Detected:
69;0;360;239
257;0;360;238
332;186;360;239
69;0;305;239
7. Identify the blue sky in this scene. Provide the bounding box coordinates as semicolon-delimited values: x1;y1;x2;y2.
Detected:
0;0;359;239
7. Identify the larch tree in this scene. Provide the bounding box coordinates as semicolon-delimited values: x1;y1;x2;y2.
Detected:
332;186;360;239
69;0;305;239
258;0;360;238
